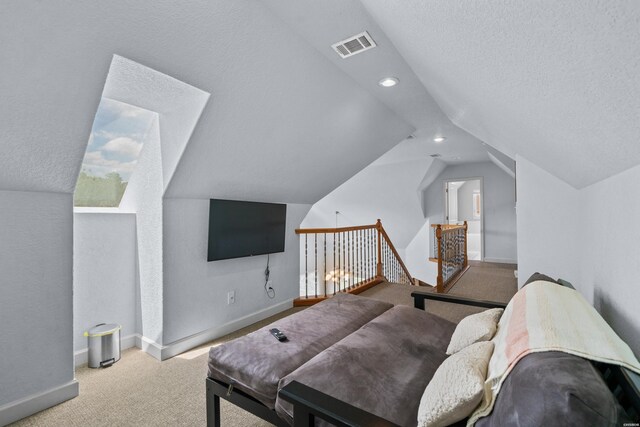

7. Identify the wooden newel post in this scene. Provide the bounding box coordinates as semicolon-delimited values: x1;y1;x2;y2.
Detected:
376;219;383;279
463;221;468;268
436;225;443;293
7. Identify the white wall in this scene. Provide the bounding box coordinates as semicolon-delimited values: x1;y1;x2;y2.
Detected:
404;219;434;283
456;179;480;221
582;164;640;355
517;155;640;355
448;185;459;222
516;156;582;288
299;142;438;285
423;162;517;264
301;154;434;249
0;190;77;424
111;56;210;350
73;213;137;357
120;116;164;346
162;199;311;347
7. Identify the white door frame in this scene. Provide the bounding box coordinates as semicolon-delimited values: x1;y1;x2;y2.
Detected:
443;177;484;261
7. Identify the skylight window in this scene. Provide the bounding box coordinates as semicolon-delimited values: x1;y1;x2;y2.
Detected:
74;98;157;207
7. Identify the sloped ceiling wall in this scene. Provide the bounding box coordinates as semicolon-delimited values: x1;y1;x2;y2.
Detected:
302;140;436;249
0;1;411;202
361;0;640;189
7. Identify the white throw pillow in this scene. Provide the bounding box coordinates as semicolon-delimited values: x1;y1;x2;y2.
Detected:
446;308;503;355
417;341;494;427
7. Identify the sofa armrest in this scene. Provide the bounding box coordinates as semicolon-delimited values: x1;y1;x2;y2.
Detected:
411;291;507;311
279;381;399;427
607;365;640;419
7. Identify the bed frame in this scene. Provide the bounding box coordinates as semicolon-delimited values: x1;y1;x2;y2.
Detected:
206;291;640;426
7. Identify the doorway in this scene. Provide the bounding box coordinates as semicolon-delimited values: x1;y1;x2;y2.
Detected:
445;178;483;261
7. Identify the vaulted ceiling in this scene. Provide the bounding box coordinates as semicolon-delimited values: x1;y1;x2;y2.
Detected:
1;1;413;203
361;0;640;189
2;1;638;200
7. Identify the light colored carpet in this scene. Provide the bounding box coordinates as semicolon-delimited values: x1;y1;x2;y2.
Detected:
10;308;302;427
12;262;515;427
360;261;517;324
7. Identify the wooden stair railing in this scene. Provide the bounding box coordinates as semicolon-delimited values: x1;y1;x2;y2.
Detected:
295;219;417;306
430;222;469;293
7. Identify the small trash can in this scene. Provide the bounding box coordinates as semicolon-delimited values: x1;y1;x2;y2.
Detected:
84;323;121;368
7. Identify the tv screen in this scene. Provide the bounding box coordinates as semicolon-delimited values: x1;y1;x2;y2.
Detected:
208;199;287;261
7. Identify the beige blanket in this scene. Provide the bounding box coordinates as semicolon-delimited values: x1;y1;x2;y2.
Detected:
469;280;640;425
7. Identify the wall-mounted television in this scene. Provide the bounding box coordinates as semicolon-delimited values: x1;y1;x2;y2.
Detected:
207;199;287;261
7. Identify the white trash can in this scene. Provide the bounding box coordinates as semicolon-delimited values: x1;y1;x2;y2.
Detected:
84;323;121;368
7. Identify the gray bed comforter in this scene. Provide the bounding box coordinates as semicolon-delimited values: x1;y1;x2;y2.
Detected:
207;293;393;408
275;305;456;426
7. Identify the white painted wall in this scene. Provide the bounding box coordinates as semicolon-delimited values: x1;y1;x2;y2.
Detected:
582;164;640;355
447;185;459;222
423;162;517;264
301;143;435;249
162;199;311;346
404;219;434;283
110;55;210;350
102;55;210;192
516;156;582;288
457;180;480;221
120;115;164;345
517;155;640;355
0;190;76;421
419;159;447;217
73;213;137;356
299;142;439;285
457;180;482;260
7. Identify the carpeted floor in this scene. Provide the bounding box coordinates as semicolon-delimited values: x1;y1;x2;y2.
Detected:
12;262;516;427
360;261;517;324
11;308;303;427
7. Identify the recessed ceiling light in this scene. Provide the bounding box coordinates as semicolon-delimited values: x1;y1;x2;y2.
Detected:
378;77;399;87
433;136;446;143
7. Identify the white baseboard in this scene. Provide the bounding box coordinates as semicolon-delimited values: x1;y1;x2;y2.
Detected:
79;300;295;363
483;257;518;265
137;335;163;361
0;380;78;426
74;333;138;367
156;298;294;361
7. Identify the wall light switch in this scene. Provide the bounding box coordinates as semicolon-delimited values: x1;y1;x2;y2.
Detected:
227;290;236;305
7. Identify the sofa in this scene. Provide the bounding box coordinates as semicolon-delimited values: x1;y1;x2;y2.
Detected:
206;274;640;426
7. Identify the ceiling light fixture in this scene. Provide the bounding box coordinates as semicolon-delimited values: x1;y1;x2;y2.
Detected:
378;77;399;87
433;136;446;143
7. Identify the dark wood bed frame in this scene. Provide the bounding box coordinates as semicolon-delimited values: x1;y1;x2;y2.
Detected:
206;291;640;426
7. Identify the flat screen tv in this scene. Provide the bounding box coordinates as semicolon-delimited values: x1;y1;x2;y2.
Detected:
208;199;287;261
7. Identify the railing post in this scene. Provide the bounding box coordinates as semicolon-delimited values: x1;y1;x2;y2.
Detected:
463;221;468;268
436;225;443;293
376;219;383;279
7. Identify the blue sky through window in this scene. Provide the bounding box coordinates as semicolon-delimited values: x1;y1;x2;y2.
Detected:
74;98;157;207
82;98;156;181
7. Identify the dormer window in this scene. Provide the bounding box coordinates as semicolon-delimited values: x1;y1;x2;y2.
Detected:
74;98;157;207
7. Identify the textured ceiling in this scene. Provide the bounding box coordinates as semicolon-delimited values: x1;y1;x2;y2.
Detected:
0;1;411;202
12;0;624;201
361;0;640;188
102;55;210;193
264;0;491;166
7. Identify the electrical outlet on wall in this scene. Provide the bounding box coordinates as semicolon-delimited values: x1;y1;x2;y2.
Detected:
227;290;236;305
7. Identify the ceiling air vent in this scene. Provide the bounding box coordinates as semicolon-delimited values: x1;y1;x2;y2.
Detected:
332;31;377;59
